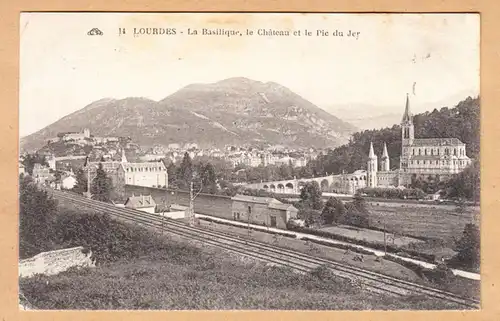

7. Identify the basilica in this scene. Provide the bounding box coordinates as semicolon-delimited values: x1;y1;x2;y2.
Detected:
367;94;472;188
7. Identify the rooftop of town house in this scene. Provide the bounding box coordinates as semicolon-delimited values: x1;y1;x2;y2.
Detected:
124;194;157;208
231;194;282;205
268;203;298;211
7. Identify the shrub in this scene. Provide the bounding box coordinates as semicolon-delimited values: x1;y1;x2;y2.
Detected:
357;187;425;200
321;197;346;225
288;226;436;263
54;210;202;265
19;177;59;258
449;223;480;271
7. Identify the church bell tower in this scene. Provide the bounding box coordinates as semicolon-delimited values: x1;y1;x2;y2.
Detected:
381;142;390;171
367;142;378;188
400;93;414;171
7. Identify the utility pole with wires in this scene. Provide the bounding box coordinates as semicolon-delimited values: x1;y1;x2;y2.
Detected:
247;206;252;239
187;176;203;227
86;163;92;199
378;218;387;256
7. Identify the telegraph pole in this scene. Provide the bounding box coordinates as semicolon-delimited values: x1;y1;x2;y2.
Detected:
86;165;91;199
187;173;203;227
161;197;165;236
247;208;251;239
384;225;387;256
189;181;195;226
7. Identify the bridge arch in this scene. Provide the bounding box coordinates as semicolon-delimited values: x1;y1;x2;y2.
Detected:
263;184;269;190
270;184;276;192
277;183;285;193
332;181;341;191
320;179;329;191
285;182;294;193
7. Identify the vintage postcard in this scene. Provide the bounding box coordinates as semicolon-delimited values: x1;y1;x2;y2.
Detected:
18;12;480;311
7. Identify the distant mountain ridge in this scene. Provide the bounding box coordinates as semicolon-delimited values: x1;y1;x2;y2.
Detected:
324;89;479;130
20;78;357;152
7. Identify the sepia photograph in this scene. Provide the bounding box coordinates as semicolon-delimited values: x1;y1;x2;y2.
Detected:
18;12;480;310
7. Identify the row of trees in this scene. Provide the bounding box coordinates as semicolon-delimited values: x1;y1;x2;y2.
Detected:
441;159;480;203
19;175;58;257
294;181;370;228
357;187;427;200
20;153;49;176
166;153;218;194
72;163;112;202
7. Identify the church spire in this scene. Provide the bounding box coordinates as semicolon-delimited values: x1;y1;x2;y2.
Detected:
369;142;376;158
367;142;378;187
381;142;390;171
401;93;412;123
121;149;128;163
382;142;389;158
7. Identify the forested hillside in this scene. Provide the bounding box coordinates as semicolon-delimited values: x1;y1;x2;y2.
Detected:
309;96;480;176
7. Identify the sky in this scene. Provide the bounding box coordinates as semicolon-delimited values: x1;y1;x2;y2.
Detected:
19;13;479;137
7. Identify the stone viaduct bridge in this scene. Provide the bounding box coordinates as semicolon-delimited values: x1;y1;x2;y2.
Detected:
243;170;368;195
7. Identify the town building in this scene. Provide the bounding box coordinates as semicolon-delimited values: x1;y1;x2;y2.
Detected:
124;194;157;213
61;128;91;142
231;194;298;229
84;149;168;196
62;175;77;190
32;163;52;184
19;163;25;176
367;94;472;188
46;154;56;171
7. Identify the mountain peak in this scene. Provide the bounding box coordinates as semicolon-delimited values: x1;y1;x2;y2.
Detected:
21;78;357;152
216;77;263;85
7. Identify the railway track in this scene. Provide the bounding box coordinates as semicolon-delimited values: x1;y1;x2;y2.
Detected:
50;189;480;309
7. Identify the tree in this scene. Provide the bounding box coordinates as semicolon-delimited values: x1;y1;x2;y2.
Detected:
19;176;58;258
453;223;480;270
298;207;322;227
321;197;346;225
201;163;218;194
166;162;178;187
352;194;369;215
73;168;88;194
54;170;63;184
455;199;468;216
443;160;480;203
90;163;112;202
177;152;193;189
21;153;48;175
299;181;323;210
342;195;370;228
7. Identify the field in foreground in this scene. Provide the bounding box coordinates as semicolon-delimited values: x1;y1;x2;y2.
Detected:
367;202;479;242
19;186;476;310
20;234;464;310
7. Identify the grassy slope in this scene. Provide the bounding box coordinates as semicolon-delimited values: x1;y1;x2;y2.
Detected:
19;196;475;310
20;242;463;310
